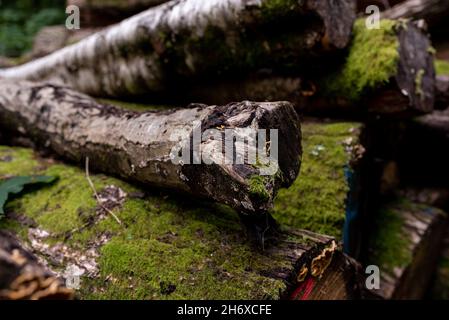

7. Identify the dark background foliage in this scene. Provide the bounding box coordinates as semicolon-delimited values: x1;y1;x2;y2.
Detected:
0;0;66;57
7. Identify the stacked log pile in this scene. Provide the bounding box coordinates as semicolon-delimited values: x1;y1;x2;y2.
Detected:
1;0;449;300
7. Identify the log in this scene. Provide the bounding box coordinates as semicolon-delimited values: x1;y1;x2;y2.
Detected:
0;80;301;238
0;0;356;98
303;19;435;116
0;230;73;300
166;19;435;116
364;199;447;299
0;144;363;300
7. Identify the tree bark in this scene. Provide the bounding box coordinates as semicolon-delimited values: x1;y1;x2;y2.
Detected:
365;200;447;299
0;80;301;224
0;230;73;300
0;0;356;98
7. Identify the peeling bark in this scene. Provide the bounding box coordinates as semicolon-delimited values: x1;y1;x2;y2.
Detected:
0;80;301;226
0;0;355;98
0;230;73;300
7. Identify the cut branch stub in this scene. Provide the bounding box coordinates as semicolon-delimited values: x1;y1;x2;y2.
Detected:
0;80;301;216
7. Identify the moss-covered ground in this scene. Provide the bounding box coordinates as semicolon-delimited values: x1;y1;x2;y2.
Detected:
0;116;359;299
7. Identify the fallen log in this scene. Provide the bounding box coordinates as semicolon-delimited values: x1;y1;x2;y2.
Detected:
0;80;301;239
0;230;73;300
169;19;435;116
0;0;356;97
364;199;447;299
0;144;363;300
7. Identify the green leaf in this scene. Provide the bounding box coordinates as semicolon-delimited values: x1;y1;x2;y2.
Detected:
0;176;57;218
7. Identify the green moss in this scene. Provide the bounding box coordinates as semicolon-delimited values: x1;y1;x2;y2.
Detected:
96;98;174;112
248;175;270;201
273;122;362;239
323;19;399;101
0;145;292;299
435;59;449;76
367;200;415;270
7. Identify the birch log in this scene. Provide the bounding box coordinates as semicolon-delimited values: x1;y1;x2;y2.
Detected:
0;0;356;98
0;80;301;229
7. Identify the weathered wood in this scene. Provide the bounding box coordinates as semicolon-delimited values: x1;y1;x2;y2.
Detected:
0;80;301;233
365;199;447;299
290;250;363;300
0;0;356;98
0;230;73;300
305;19;435;116
168;19;435;116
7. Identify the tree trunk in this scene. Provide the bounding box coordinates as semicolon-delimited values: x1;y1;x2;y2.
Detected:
0;80;301;227
365;199;447;299
0;0;356;98
0;230;73;300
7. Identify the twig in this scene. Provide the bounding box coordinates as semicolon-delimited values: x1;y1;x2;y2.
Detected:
85;157;122;225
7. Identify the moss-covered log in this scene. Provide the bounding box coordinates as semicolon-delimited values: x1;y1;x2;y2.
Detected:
0;143;362;299
0;0;355;98
165;19;435;116
365;199;447;299
0;116;365;299
0;80;302;232
0;230;73;300
303;19;435;116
